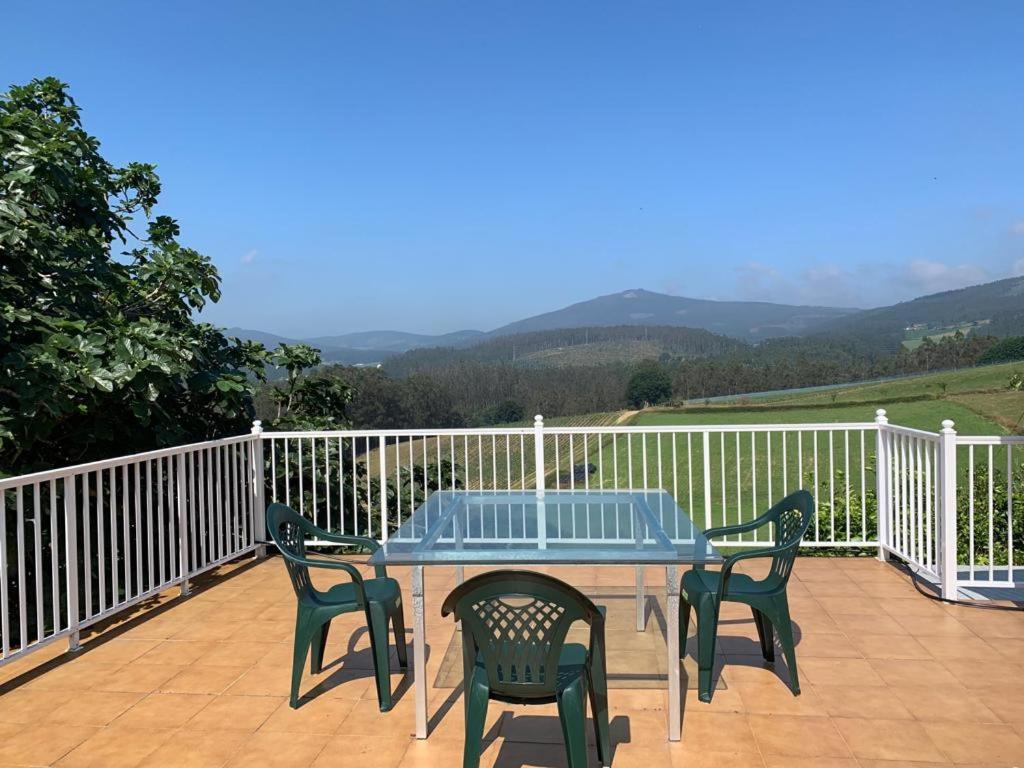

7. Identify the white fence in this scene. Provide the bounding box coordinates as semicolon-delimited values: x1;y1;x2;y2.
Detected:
1;410;1020;666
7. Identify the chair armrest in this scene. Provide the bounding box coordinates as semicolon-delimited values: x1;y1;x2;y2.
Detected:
703;506;776;540
309;532;387;579
716;543;792;603
278;550;369;606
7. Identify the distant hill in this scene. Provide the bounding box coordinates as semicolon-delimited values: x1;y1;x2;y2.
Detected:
224;327;389;365
384;325;747;375
304;329;484;352
815;276;1024;349
486;289;857;341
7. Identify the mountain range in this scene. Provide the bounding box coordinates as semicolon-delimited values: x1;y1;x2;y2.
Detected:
227;276;1024;365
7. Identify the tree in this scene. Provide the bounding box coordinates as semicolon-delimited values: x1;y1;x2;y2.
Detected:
267;344;352;430
0;78;266;473
625;362;673;409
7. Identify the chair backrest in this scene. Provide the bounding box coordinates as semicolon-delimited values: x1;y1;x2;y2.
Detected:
765;490;815;584
266;502;316;600
441;570;602;700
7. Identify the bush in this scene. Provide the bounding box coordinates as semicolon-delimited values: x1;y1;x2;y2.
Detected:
978;336;1024;365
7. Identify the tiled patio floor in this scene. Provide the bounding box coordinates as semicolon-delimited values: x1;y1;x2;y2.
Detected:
1;556;1023;767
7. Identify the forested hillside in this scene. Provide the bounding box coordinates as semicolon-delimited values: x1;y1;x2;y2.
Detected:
385;325;745;375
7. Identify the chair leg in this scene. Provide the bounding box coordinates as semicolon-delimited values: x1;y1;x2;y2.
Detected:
587;667;611;767
752;608;775;662
770;597;800;696
310;619;331;674
392;603;408;669
462;664;490;768
679;596;692;658
290;613;314;708
367;602;394;711
556;675;590;768
694;593;719;703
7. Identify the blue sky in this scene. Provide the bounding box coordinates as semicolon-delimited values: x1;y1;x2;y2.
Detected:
4;2;1023;337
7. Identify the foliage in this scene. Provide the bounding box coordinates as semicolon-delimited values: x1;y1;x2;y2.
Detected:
977;335;1024;365
626;362;673;408
0;78;266;474
474;400;525;426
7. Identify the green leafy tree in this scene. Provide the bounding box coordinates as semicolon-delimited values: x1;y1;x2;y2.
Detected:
0;78;266;473
625;362;673;409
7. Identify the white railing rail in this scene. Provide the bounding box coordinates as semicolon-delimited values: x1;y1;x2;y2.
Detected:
2;408;1020;665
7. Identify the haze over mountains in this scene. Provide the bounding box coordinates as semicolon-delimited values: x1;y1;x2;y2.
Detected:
228;276;1024;365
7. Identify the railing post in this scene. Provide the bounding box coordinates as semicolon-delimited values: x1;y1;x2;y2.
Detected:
251;421;267;558
702;431;712;529
939;419;958;600
379;435;388;542
875;409;889;561
176;452;189;597
534;415;545;498
64;475;81;652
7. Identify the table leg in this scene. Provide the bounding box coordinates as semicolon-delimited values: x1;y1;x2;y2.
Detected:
635;566;645;631
666;564;681;741
412;565;428;739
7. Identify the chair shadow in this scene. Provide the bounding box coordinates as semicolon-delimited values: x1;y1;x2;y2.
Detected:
486;714;631;768
301;625;421;707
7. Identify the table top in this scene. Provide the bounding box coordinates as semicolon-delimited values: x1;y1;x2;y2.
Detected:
369;489;723;566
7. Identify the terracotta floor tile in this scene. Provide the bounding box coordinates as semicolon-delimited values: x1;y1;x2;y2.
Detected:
798;657;885;687
830;611;908;635
971;685;1024;725
942;659;1024;689
890;684;1002;723
94;663;185;693
791;632;862;658
893;614;974;637
0;688;74;723
924;720;1024;764
832;717;947;762
677;711;759;753
136;729;248;768
869;658;961;687
184;694;285;732
55;726;175;768
134;641;215;666
761;758;857;768
25;661;124;691
0;723;99;765
79;638;162;665
47;691;146;726
160;664;249;694
736;683;828;716
113;692;215;729
847;633;932;659
811;684;914;720
911;633;995;660
259;697;358;734
311;733;410;767
224;730;332;768
746;714;851;758
669;748;765;768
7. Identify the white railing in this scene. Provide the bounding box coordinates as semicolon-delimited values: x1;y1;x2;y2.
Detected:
0;432;263;666
1;409;1020;666
953;431;1023;590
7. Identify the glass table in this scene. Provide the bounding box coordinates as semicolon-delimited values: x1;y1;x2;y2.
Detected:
369;489;723;743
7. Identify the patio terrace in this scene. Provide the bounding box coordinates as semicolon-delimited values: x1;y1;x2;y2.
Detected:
0;554;1022;768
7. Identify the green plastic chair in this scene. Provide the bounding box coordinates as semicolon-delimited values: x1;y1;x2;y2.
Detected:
442;570;611;768
265;503;407;710
681;489;815;702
